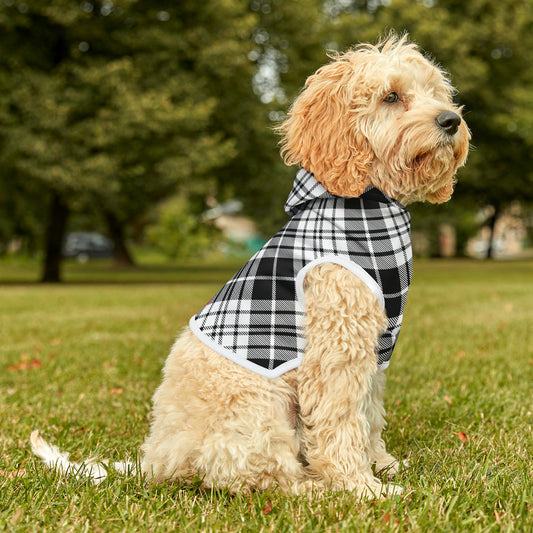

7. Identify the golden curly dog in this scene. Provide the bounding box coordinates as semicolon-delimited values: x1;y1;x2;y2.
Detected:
32;35;470;498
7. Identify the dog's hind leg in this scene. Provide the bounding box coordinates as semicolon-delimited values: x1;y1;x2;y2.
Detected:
142;329;311;493
297;263;402;498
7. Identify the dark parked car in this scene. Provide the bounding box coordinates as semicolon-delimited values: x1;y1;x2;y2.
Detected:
63;232;114;263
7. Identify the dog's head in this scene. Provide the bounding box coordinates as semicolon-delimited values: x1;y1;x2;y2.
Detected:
278;35;470;205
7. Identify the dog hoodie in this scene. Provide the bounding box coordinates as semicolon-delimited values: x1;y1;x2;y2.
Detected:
190;169;413;378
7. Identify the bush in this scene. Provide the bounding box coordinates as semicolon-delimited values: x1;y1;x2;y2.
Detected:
146;196;219;259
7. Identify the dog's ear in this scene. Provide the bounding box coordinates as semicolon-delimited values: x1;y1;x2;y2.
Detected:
278;58;373;197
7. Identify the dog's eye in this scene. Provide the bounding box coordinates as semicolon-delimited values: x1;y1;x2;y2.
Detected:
383;92;399;104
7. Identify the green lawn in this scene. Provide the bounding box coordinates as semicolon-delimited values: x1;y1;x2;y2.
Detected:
1;259;532;532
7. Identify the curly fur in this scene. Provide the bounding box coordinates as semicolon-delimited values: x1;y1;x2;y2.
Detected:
31;35;469;498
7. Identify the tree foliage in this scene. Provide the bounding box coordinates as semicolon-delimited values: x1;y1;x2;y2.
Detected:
0;0;327;277
0;0;531;273
0;1;253;277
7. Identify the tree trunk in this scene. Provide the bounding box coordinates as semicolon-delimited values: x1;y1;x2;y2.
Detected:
41;192;69;283
104;210;135;266
486;205;500;259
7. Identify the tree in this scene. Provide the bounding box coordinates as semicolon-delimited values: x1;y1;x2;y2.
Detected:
0;1;251;280
0;0;331;278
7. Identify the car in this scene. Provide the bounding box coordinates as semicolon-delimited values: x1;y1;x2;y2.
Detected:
62;232;114;263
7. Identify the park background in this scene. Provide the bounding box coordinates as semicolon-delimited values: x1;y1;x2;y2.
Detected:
1;0;533;280
1;1;532;532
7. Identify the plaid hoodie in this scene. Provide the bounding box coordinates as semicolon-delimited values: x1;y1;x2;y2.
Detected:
190;169;412;378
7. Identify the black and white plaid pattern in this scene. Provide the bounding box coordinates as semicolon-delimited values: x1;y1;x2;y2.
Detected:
190;169;412;378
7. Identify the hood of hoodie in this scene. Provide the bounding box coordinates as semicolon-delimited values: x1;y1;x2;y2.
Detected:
284;169;405;218
284;169;334;217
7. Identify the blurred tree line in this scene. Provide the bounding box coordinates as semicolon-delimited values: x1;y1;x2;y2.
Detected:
0;0;532;281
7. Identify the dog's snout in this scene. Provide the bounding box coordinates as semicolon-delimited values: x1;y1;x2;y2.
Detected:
435;111;461;136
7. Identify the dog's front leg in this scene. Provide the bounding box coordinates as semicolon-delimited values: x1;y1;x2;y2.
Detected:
366;370;405;478
297;263;401;498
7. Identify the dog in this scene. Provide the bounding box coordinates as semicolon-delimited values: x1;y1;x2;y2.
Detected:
31;35;470;498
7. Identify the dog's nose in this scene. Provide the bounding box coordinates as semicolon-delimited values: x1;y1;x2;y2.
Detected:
435;111;461;136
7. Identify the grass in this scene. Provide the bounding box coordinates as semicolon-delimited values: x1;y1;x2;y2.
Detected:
1;258;532;532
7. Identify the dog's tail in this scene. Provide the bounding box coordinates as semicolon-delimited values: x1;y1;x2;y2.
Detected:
30;430;136;484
